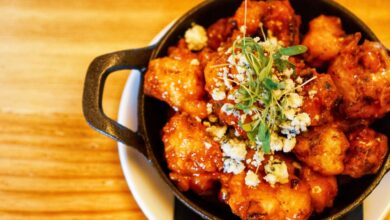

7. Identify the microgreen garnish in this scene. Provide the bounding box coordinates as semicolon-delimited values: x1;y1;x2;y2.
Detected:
229;37;307;154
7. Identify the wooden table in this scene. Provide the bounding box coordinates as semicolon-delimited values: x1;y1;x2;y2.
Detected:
0;0;389;219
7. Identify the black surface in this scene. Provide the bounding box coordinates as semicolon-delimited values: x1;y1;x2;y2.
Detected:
174;198;363;220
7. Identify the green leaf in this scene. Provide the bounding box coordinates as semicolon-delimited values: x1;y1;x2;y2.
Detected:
258;56;273;81
278;45;307;56
241;122;252;132
261;89;272;105
274;58;295;72
263;77;283;90
235;103;249;111
257;123;271;153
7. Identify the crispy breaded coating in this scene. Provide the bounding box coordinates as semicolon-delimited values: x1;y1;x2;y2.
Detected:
302;15;345;67
204;54;247;136
167;39;198;61
293;125;350;175
234;0;266;35
162;113;223;193
343;127;388;178
234;0;300;46
300;166;338;213
144;57;208;119
207;18;237;50
328;33;390;119
263;0;301;46
301;72;341;126
220;155;312;220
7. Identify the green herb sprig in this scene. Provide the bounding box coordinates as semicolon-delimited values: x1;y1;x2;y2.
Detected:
231;37;307;154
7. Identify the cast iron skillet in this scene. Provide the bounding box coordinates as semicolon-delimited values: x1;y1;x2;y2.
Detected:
83;0;390;219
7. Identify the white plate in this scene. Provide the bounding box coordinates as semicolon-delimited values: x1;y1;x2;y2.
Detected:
117;23;175;220
117;23;390;220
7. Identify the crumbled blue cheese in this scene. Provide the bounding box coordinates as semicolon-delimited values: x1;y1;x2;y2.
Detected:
184;24;208;51
283;108;296;120
223;158;245;174
245;170;260;187
206;125;227;141
258;37;280;54
264;157;289;186
280;112;311;138
270;133;283;151
283;137;296;152
221;103;235;115
221;138;247;161
284;93;303;108
284;79;295;91
211;88;226;101
291;113;311;132
251;150;265;167
282;68;294;78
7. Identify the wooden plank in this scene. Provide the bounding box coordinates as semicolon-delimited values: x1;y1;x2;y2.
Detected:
0;0;388;219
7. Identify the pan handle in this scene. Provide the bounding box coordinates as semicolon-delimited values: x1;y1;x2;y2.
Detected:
82;46;155;156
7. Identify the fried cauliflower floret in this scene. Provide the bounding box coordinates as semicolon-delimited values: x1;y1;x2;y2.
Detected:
162;113;223;194
294;125;350;175
302;15;345;67
301;71;341;126
207;18;237;50
328;33;390;119
220;155;312;220
234;0;266;35
144;57;208;119
343;127;388;178
204;55;248;136
220;175;312;220
167;39;198;61
234;0;300;46
300;166;338;213
263;0;301;46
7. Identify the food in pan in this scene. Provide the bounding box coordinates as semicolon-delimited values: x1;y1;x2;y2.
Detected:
143;0;389;219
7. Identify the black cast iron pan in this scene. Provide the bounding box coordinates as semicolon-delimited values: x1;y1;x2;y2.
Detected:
82;0;390;219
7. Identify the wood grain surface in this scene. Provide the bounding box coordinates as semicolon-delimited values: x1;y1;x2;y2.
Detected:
0;0;389;219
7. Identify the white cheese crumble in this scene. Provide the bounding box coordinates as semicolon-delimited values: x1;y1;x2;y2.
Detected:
308;90;317;99
204;142;212;149
245;170;260;187
206;125;227;141
284;93;303;108
223;158;245;174
296;76;303;84
258;37;280;54
291;113;311;132
190;58;200;65
284;108;296;120
283;68;294;78
221;138;247;161
221;103;235;115
283;137;296;152
211;88;226;101
264;157;289;186
280;112;311;138
206;102;213;114
270;132;283;151
184;24;208;51
251;150;265;167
